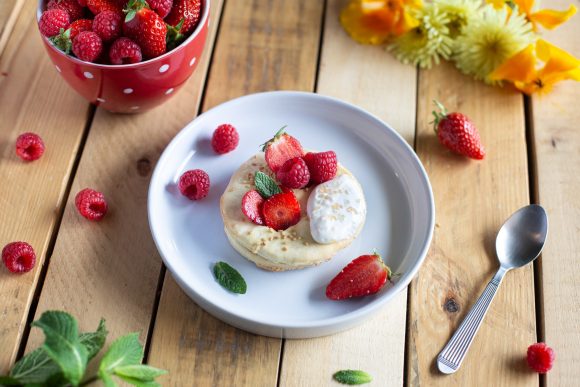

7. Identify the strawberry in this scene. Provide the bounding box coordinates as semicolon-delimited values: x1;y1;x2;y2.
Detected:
148;0;173;18
166;0;201;36
47;0;84;21
432;100;485;160
261;127;304;173
262;191;301;231
326;252;391;300
123;0;167;59
86;0;123;15
241;190;265;225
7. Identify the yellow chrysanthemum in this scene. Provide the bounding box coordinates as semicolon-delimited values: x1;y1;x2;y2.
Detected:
486;0;577;30
340;0;421;45
389;4;453;68
436;0;480;37
490;39;580;94
454;5;534;83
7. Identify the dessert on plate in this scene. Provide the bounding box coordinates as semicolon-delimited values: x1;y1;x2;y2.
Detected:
220;128;366;271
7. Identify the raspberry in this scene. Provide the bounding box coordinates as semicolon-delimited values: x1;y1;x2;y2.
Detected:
109;37;142;64
69;19;93;40
303;151;338;184
78;0;88;6
2;242;36;274
178;169;210;200
148;0;174;18
39;9;70;37
47;0;84;21
276;157;310;189
211;124;239;154
86;0;123;15
72;31;103;62
75;188;108;221
93;10;121;42
241;190;265;225
15;132;45;161
527;343;555;373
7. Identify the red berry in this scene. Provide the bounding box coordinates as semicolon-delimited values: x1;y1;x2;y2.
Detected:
166;0;202;36
326;253;391;300
303;151;337;184
93;10;122;42
72;31;103;62
262;128;304;173
109;37;142;64
75;188;108;221
241;190;265;225
2;242;36;274
262;192;301;231
148;0;174;18
86;0;123;15
433;101;485;160
69;19;93;40
276;157;310;189
15;132;45;161
527;343;555;373
123;0;167;59
78;0;88;6
211;124;239;154
39;9;70;37
47;0;84;21
178;169;210;200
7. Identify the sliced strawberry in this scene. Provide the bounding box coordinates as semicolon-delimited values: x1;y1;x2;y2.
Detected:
262;192;301;231
261;127;304;173
326;253;391;300
241;190;265;225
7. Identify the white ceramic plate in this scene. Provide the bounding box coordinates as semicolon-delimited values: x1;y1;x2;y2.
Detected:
148;91;434;338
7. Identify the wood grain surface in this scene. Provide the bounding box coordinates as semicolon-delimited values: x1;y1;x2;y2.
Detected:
531;1;580;384
0;0;89;373
23;3;225;381
0;0;25;58
407;62;537;386
146;0;325;385
278;0;416;385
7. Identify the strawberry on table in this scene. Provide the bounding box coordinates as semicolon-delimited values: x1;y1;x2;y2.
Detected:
432;100;486;160
262;191;301;231
326;252;391;300
261;127;304;173
123;0;167;59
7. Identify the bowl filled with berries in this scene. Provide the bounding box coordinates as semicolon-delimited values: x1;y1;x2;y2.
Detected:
36;0;209;113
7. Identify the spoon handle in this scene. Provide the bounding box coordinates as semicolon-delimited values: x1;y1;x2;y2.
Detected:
437;267;507;374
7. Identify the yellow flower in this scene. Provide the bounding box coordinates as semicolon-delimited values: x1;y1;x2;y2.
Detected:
487;0;577;30
340;0;421;45
490;39;580;94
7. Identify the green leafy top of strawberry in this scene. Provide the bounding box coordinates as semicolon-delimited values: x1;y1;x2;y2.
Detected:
124;0;149;23
431;99;448;132
49;28;72;54
260;125;288;152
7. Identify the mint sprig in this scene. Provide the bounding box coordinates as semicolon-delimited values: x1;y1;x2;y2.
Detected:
333;370;373;385
214;261;247;294
2;311;166;387
254;171;282;198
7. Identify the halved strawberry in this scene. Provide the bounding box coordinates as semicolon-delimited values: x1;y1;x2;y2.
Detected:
261;127;304;173
326;252;391;300
241;190;265;225
262;191;301;231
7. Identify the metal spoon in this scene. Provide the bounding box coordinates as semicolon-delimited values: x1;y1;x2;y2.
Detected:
437;204;548;374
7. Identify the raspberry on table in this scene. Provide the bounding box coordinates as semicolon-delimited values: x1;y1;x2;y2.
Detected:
109;37;142;64
527;342;555;373
2;242;36;274
303;151;338;184
276;157;310;189
15;132;45;161
39;9;70;37
93;10;122;42
75;188;108;221
211;124;239;154
178;169;210;200
72;31;103;62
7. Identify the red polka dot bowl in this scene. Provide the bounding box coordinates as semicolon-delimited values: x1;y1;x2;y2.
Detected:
36;0;210;113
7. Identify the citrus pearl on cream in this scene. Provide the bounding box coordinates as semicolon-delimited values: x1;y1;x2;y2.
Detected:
307;174;366;244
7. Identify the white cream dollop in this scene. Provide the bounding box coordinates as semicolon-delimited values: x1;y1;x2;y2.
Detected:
307;174;366;244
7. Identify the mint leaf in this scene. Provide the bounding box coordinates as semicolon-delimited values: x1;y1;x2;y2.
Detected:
79;319;108;360
0;376;20;385
213;262;247;294
114;365;166;381
31;311;88;386
254;171;281;198
99;333;143;378
333;370;372;385
115;375;160;387
9;348;60;384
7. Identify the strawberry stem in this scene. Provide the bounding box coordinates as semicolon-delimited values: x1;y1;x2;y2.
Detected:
260;125;288;151
49;28;72;54
431;99;448;134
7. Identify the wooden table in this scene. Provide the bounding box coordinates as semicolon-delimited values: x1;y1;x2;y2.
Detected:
1;0;579;385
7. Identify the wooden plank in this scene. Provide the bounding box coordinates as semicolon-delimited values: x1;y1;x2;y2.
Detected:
278;0;416;385
147;0;325;385
407;62;537;386
24;0;225;373
531;3;580;385
0;0;25;58
0;0;90;374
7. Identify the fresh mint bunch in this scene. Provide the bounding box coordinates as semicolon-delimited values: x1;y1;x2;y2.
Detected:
0;311;166;387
